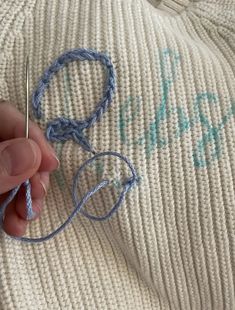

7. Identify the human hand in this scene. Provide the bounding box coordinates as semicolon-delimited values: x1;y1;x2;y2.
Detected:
0;102;59;237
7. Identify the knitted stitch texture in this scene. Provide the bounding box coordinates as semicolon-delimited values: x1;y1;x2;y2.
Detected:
0;0;235;309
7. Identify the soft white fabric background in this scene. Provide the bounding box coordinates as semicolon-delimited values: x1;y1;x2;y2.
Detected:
0;0;235;309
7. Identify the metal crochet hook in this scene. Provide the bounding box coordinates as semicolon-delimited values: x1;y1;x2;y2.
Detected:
0;56;34;226
25;56;29;138
23;56;34;221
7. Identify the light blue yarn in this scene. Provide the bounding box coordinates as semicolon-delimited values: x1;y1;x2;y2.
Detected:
0;48;138;243
33;48;116;153
5;152;137;243
0;180;33;222
73;152;138;222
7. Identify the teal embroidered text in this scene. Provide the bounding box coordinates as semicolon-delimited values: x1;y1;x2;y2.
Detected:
119;48;235;168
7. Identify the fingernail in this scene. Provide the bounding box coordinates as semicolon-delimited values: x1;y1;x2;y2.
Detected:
51;153;60;169
27;210;38;221
39;171;50;194
31;199;43;220
1;139;38;176
47;143;60;170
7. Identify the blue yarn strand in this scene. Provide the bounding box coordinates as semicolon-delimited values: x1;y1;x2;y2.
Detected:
0;49;138;243
73;151;138;221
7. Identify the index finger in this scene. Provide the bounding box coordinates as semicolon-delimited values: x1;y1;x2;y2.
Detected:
0;102;59;172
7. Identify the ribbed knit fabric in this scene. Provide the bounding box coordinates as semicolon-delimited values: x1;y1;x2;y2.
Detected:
0;0;235;309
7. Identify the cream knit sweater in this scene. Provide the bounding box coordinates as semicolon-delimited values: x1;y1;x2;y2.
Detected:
0;0;235;309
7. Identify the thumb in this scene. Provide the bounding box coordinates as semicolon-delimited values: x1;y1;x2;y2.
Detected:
0;138;41;194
